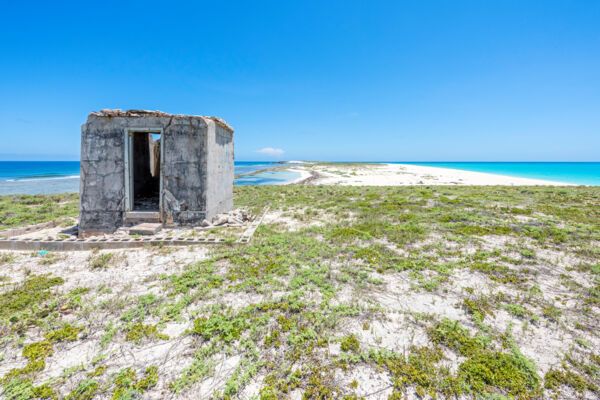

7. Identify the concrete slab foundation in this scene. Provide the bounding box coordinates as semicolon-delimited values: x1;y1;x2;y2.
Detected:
0;207;269;251
128;223;162;235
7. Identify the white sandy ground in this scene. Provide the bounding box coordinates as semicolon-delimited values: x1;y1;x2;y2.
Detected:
1;232;597;399
1;209;599;399
0;172;596;399
297;163;574;186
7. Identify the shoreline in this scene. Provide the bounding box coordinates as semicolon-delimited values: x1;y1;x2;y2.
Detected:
283;168;313;185
0;162;585;196
293;162;575;186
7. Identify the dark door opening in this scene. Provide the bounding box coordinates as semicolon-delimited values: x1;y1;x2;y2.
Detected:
131;132;161;211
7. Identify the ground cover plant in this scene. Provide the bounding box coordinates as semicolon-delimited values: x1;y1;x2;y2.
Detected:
0;185;599;399
0;193;78;230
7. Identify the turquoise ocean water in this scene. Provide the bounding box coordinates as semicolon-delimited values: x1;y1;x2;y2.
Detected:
0;161;300;195
387;162;600;186
0;161;598;195
233;162;302;186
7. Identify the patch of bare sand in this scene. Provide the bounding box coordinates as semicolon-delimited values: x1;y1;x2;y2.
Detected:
300;163;573;186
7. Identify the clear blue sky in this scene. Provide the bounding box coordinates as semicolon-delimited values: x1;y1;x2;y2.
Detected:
1;1;599;161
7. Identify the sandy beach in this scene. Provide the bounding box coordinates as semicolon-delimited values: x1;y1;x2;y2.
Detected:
283;167;313;185
294;163;573;186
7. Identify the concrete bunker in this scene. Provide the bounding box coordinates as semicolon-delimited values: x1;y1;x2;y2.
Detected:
79;109;234;237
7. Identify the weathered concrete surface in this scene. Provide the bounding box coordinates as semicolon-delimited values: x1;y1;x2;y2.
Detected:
79;109;234;237
0;237;228;250
128;223;162;235
123;211;160;223
206;122;235;218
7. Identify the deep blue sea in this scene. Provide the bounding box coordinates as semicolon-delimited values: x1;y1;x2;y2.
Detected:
0;161;598;195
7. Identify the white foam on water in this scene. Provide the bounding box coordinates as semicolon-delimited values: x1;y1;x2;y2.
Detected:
2;175;80;183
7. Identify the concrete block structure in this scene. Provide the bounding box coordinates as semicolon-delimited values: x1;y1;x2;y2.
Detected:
79;109;234;237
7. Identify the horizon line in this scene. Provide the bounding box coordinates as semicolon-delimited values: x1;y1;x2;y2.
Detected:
1;160;600;163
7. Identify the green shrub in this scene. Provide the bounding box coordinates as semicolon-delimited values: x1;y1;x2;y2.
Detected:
340;334;359;352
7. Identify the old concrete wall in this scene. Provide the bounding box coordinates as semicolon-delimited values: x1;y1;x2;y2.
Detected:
79;117;126;236
79;110;234;236
161;117;209;225
205;121;234;219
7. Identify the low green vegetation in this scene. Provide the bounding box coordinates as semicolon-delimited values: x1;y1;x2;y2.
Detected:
88;252;114;269
0;193;78;230
1;185;599;399
124;323;169;342
0;274;65;330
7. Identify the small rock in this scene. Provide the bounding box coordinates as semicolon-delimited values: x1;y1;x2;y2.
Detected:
212;215;228;226
227;216;243;224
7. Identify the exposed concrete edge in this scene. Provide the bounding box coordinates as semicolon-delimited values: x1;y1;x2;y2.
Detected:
0;206;269;251
237;206;269;243
201;116;234;133
0;237;230;251
88;109;234;133
0;218;75;238
0;206;269;250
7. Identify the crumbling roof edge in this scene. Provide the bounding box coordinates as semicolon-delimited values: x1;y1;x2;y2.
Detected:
88;109;234;133
200;116;234;133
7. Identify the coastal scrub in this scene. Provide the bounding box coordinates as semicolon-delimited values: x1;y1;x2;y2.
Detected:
0;185;599;398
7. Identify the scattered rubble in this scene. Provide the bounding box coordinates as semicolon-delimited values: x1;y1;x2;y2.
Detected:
2;209;254;242
202;209;252;227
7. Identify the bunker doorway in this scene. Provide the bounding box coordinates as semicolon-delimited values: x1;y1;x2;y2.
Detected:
129;132;162;211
